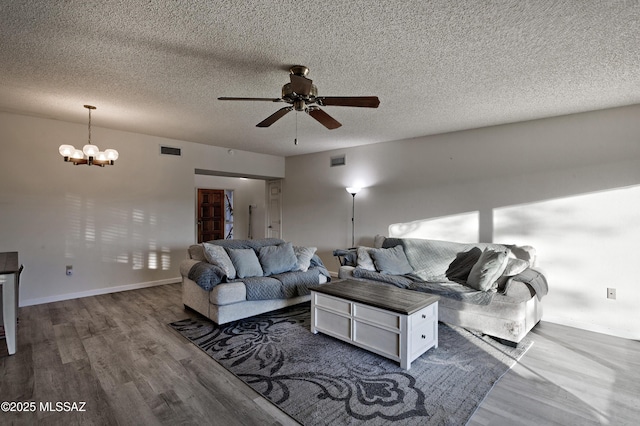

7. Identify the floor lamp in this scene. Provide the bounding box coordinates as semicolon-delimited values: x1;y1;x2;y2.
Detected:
346;187;361;248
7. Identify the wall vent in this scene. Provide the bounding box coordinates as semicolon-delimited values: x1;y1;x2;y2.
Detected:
330;154;346;167
160;145;182;156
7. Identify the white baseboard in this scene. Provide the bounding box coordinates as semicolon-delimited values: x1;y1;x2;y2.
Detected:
20;277;181;307
543;315;639;341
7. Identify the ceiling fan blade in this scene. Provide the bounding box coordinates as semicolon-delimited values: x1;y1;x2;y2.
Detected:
256;107;293;127
218;97;283;102
308;107;342;130
316;96;380;108
290;74;313;96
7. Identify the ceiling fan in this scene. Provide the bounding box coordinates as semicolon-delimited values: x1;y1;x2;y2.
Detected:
218;65;380;130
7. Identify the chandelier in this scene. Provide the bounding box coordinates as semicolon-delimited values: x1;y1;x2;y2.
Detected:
58;105;119;166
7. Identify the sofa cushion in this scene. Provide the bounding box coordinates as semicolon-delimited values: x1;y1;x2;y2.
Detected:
203;243;236;279
356;247;376;271
258;242;298;276
226;248;263;279
370;245;413;275
189;244;206;261
467;248;509;291
294;246;317;272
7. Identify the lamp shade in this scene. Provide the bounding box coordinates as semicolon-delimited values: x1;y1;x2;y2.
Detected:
346;187;361;195
71;149;84;159
58;144;75;157
104;148;119;161
83;144;100;157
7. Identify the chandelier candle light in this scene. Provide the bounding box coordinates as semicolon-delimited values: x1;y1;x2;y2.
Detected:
58;105;119;166
346;187;361;248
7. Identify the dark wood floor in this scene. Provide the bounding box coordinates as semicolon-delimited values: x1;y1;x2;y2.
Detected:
1;283;638;425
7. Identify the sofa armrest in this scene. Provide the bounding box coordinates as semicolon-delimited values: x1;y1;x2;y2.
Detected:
180;259;200;277
338;265;356;279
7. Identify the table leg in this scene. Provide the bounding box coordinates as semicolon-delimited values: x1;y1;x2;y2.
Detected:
2;274;17;355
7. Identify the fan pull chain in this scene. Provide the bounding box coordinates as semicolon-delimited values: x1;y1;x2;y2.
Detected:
294;111;299;145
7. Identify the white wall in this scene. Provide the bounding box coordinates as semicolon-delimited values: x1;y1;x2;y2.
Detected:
282;104;640;339
0;112;284;305
193;175;268;240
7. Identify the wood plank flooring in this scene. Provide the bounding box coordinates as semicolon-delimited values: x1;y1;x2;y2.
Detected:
1;283;638;425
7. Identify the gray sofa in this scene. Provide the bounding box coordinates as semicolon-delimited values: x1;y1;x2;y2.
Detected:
181;238;330;324
336;236;547;345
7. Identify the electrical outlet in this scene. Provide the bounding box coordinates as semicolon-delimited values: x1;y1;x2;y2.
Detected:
607;287;616;300
66;265;73;276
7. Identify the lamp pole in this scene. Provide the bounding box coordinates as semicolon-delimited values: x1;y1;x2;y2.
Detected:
346;187;361;248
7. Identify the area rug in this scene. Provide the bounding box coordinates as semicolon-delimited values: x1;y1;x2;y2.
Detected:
170;304;532;425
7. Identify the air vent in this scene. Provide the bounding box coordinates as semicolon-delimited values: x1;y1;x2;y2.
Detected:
160;145;181;156
330;154;346;167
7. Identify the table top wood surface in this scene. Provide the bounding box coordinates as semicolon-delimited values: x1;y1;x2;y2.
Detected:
311;279;439;315
0;251;19;275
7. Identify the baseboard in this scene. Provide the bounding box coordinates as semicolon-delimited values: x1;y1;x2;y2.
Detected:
20;277;181;307
543;315;639;341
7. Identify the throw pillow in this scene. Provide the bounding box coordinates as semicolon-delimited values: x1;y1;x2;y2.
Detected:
467;248;510;291
369;245;413;275
445;247;483;283
356;246;376;271
258;242;298;276
226;248;263;279
202;243;236;280
502;258;529;277
293;246;317;272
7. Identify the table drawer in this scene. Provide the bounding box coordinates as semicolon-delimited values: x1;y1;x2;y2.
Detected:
354;304;401;330
315;293;351;314
411;321;437;357
315;308;351;340
354;320;400;358
410;303;437;329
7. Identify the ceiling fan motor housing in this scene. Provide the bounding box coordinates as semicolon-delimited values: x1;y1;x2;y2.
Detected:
282;83;318;104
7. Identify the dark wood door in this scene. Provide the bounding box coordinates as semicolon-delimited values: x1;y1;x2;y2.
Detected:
197;189;225;243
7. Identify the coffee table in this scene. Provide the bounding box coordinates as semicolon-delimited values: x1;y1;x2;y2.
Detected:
310;280;439;370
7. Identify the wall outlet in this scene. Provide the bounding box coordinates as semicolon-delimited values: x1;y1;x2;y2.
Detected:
66;265;73;276
607;287;616;300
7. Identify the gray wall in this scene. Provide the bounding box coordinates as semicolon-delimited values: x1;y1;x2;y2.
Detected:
282;104;640;339
0;112;284;305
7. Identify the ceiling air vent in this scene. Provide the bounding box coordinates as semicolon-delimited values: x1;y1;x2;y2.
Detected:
330;154;346;167
160;145;181;156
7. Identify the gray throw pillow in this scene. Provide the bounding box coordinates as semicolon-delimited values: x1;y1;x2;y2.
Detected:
226;248;263;279
369;245;413;275
258;242;298;276
202;243;236;279
293;246;317;272
356;246;376;271
467;248;509;291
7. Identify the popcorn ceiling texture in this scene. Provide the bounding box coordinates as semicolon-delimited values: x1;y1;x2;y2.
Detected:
0;1;638;156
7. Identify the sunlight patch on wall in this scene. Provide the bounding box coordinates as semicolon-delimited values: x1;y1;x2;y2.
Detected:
64;193;173;272
494;185;640;337
389;211;479;242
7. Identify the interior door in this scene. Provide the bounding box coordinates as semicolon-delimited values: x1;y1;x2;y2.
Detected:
267;180;282;239
197;188;225;243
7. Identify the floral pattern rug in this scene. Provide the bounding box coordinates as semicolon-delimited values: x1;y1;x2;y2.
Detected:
170;304;531;425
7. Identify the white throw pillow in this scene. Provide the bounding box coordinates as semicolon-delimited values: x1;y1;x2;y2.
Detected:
294;246;317;272
356;247;376;271
467;248;509;291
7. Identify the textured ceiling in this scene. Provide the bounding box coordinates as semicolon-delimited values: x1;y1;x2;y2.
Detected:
1;1;639;157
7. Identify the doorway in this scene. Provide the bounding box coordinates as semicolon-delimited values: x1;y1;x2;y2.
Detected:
196;189;229;243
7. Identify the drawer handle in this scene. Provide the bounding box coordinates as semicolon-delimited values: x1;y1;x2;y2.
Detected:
421;334;426;339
